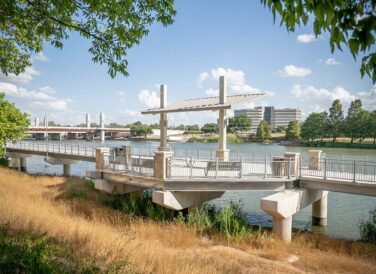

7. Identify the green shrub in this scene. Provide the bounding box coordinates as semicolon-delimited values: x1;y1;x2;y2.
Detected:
187;203;251;240
0;228;100;273
84;178;95;189
67;189;87;200
227;134;245;144
359;209;376;243
102;192;176;221
0;157;9;167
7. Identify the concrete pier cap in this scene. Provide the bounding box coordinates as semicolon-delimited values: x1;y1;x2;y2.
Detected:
261;189;328;243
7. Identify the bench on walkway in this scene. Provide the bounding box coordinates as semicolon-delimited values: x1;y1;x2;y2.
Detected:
204;161;241;176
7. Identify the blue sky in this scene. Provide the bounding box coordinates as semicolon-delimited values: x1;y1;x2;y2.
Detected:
1;0;375;126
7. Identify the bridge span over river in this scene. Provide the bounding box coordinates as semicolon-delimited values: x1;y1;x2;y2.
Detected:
5;77;376;243
6;141;376;243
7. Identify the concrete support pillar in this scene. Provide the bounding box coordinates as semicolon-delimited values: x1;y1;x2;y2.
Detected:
96;147;110;170
63;164;71;176
284;152;300;177
159;84;169;152
309;150;322;170
261;189;328;243
34;117;39;126
99;112;105;142
20;157;27;172
216;76;229;161
312;191;328;226
153;190;224;210
154;151;173;179
86;113;91;128
8;158;21;171
272;216;292;243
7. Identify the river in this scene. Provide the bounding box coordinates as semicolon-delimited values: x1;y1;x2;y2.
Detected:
23;140;376;240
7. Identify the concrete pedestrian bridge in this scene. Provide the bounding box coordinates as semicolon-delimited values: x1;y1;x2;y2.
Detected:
5;76;376;243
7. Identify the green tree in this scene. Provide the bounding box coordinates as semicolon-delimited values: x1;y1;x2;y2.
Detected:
327;99;345;142
256;120;272;141
276;126;287;133
301;112;326;145
48;121;60;127
201;123;218;134
0;0;176;78
107;123;126;128
368;111;376;144
186;124;200;132
130;124;153;138
228;115;252;134
0;93;30;156
346;99;364;143
262;0;376;83
285;120;301;140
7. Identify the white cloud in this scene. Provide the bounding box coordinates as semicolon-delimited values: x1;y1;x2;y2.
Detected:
39;86;56;94
278;65;312;78
0;66;40;85
0;82;73;112
355;86;376;111
138;89;159;108
297;34;316;43
122;110;142;118
205;88;218;96
198;72;209;87
34;52;48;62
325;58;339;65
292;84;357;114
198;67;269;95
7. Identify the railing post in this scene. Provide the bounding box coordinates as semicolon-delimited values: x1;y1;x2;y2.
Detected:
215;157;218;178
288;158;291;179
239;157;243;178
189;156;193;178
353;160;356;183
264;157;267;179
139;155;142;175
324;159;327;180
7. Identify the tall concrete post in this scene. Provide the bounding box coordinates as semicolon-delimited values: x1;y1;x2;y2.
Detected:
63;164;71;176
272;216;292;243
99;112;105;142
154;84;172;180
86;113;91;128
20;157;27;172
35;117;39;126
312;191;328;226
216;76;229;161
159;85;169;152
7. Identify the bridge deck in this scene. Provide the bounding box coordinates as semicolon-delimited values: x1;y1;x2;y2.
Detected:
5;142;376;196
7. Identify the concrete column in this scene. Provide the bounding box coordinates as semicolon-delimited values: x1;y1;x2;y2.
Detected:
20;157;27;172
63;164;71;176
34;117;39;126
309;150;322;170
216;76;229;161
312;191;328;226
154;151;173;179
284;152;300;177
96;147;110;170
159;84;169;151
99;112;105;142
8;158;21;171
86;113;91;128
272;216;292;243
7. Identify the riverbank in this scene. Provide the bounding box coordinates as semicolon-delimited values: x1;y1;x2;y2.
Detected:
0;168;375;273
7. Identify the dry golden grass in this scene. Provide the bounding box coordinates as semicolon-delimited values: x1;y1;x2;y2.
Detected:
0;167;375;273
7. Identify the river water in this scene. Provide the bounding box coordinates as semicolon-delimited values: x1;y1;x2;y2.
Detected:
23;140;376;240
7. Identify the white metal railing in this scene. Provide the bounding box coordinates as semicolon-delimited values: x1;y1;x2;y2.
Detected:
300;158;376;183
5;141;98;157
108;150;154;176
166;157;296;179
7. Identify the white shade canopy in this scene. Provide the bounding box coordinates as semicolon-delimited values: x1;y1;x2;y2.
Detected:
141;93;264;114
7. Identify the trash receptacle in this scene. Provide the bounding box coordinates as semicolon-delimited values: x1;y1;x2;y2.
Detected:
271;157;285;177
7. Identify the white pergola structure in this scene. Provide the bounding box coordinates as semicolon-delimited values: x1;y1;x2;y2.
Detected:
141;76;264;174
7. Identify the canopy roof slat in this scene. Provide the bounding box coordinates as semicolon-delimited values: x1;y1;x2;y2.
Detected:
141;93;264;114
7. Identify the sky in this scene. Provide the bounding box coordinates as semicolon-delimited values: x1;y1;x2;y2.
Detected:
1;0;375;126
